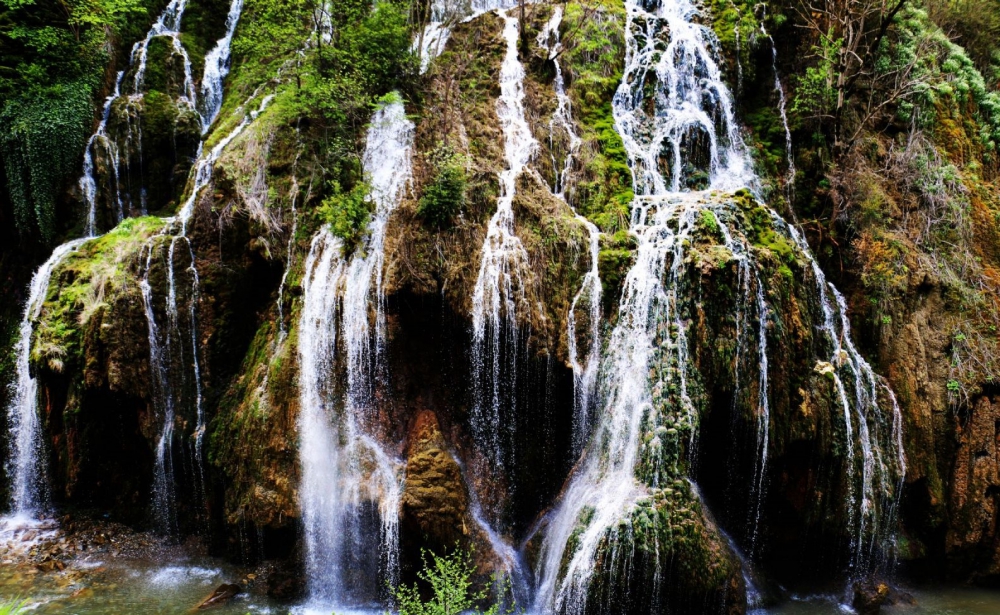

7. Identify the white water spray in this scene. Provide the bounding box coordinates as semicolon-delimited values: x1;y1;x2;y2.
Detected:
3;240;87;518
200;0;245;132
298;97;413;607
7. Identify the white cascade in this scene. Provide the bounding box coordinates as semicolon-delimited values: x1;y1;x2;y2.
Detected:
78;0;199;234
533;0;905;610
415;0;518;73
141;93;274;533
3;239;88;519
199;0;245;132
298;98;412;607
469;8;536;478
758;12;796;207
537;7;603;454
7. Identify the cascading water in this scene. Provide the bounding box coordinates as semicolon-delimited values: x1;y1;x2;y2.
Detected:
139;92;273;534
776;215;907;577
200;0;245;132
537;7;603;454
297;97;412;607
78;0;199;234
469;8;536;479
3;240;88;519
758;11;796;206
415;0;517;73
532;0;906;610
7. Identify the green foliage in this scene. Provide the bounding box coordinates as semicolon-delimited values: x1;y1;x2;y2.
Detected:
0;82;93;241
0;0;157;240
561;2;632;235
893;7;1000;153
927;0;1000;79
791;32;842;122
298;0;416;128
418;145;467;228
319;180;373;254
0;599;27;615
32;216;164;373
392;547;513;615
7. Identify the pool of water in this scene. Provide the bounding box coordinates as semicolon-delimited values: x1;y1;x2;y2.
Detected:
0;555;278;614
765;588;1000;614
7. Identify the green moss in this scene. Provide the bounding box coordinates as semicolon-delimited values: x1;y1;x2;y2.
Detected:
32;217;166;372
561;2;632;236
598;229;637;303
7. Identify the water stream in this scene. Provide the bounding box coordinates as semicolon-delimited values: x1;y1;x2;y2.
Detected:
469;8;536;484
531;0;906;611
537;7;603;455
297;97;412;608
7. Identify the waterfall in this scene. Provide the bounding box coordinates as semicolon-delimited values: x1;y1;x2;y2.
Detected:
80;73;126;238
537;7;603;455
298;97;412;607
200;0;245;132
758;12;796;207
139;87;272;534
415;0;518;73
532;0;905;609
78;0;197;235
469;8;536;480
3;240;88;519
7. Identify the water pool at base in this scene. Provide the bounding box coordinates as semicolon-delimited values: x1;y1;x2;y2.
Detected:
764;588;1000;614
0;557;277;614
3;547;1000;615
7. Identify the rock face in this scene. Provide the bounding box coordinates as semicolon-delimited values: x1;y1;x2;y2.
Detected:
6;0;1000;611
401;410;472;550
945;396;1000;579
400;410;497;575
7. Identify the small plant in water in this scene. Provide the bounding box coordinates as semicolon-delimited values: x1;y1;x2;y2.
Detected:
391;547;515;615
0;599;27;615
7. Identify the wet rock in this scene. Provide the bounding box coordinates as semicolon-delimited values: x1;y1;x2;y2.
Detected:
852;580;890;615
196;583;242;609
400;410;499;576
265;566;305;601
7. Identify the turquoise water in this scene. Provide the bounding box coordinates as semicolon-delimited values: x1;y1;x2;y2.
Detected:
0;556;277;614
3;549;1000;615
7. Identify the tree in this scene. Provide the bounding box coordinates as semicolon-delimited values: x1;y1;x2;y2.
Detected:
793;0;914;150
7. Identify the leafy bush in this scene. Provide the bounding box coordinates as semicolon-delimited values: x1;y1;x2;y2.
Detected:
0;0;154;241
393;547;514;615
319;180;373;254
418;145;467;228
298;0;416;128
927;0;1000;79
0;82;92;242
